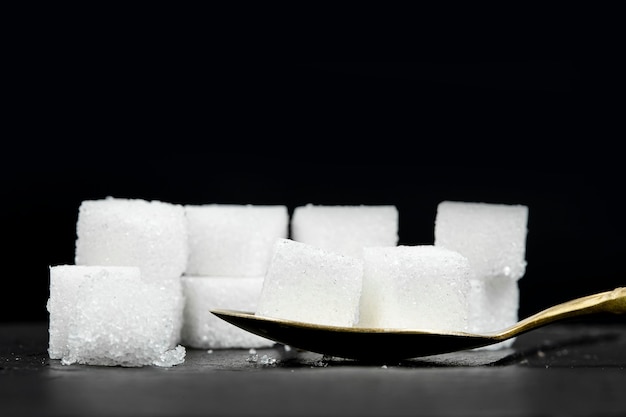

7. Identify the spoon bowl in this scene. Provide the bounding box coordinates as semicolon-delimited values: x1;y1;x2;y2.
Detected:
211;287;626;361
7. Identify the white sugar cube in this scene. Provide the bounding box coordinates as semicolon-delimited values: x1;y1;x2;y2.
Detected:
75;197;188;283
291;204;399;258
181;276;274;349
434;201;528;346
47;265;141;360
358;246;471;332
256;238;363;327
469;278;519;334
434;201;528;282
61;269;185;367
464;279;520;350
184;204;288;276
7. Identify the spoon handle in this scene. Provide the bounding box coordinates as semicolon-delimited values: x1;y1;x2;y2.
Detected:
498;287;626;339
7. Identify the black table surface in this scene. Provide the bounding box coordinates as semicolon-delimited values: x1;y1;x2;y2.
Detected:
2;321;626;417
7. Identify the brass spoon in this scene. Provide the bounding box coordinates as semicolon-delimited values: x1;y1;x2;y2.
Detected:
212;288;625;361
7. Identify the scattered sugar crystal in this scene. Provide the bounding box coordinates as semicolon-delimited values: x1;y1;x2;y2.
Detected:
291;204;398;258
181;276;274;349
75;197;188;283
246;353;279;367
258;354;278;366
61;270;185;367
434;201;529;342
358;245;471;332
256;238;363;327
313;355;333;367
152;345;186;367
184;204;288;276
47;265;141;360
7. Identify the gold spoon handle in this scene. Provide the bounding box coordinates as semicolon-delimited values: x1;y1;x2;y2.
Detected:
497;287;626;339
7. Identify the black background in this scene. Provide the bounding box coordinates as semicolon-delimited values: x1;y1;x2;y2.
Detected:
3;31;622;324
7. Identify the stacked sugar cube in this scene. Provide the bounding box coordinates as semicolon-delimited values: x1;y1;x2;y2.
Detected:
48;197;188;367
181;276;270;348
185;204;288;277
291;204;399;258
75;198;188;283
49;196;529;361
181;204;288;349
435;201;529;348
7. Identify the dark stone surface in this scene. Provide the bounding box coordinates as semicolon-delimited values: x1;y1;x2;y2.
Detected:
2;322;625;416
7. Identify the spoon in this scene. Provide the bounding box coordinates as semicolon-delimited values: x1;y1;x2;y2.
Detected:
211;287;625;361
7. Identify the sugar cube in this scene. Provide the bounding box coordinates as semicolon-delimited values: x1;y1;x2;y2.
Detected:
434;201;528;346
184;204;288;276
75;197;188;283
181;276;274;349
47;265;141;360
60;268;185;367
291;204;398;258
464;279;520;350
358;245;471;332
256;238;363;327
434;201;528;282
469;278;520;334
